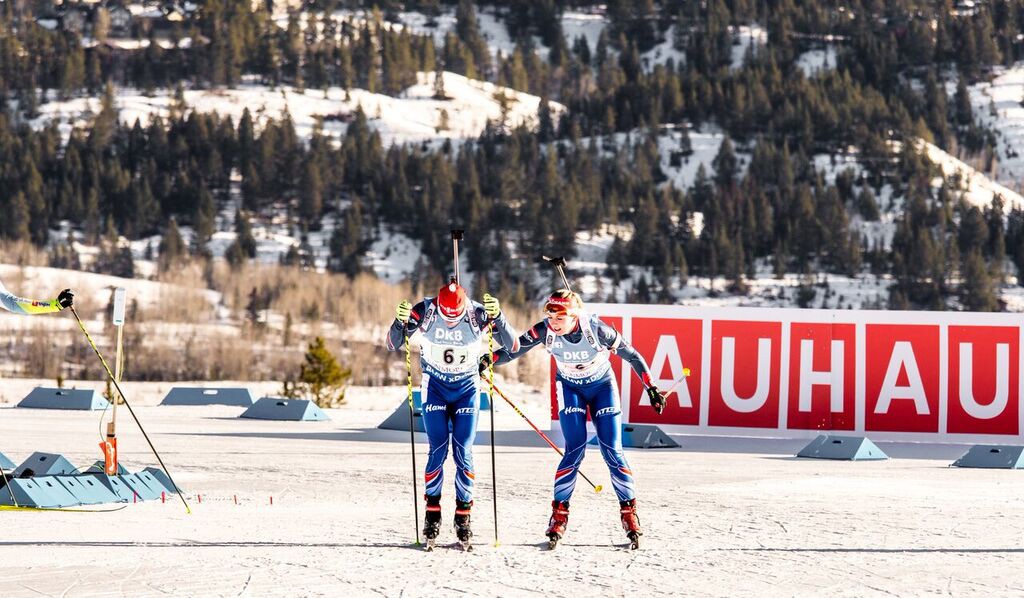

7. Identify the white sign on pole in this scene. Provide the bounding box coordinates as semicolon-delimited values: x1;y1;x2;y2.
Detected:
112;287;127;326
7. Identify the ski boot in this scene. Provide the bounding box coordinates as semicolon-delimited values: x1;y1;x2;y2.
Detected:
620;499;642;550
454;500;473;552
545;500;570;550
423;495;442;551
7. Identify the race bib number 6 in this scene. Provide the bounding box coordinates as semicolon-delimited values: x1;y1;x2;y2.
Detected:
429;345;471;370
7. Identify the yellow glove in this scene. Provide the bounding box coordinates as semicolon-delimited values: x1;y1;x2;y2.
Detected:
396;300;412;324
483;293;500;318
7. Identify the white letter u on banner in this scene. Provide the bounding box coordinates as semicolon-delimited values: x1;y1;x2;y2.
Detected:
721;337;771;413
959;342;1010;420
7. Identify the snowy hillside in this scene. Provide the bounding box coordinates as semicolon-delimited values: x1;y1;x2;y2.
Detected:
569;226;894;310
287;7;608;64
795;46;838;78
640;24;766;72
964;65;1024;192
916;139;1024;210
31;72;565;147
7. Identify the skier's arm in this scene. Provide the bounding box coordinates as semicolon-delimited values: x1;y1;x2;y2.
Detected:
594;317;656;389
385;300;427;352
476;305;520;353
491;321;547;365
0;282;72;315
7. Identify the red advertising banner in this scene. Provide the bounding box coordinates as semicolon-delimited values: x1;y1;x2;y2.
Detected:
864;324;940;433
708;320;782;429
787;322;856;431
627;317;702;426
548;305;1024;443
947;325;1020;435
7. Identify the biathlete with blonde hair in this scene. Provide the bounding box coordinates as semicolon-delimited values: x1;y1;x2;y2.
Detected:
484;289;666;550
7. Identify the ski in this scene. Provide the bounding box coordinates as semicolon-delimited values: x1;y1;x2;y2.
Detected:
0;504;128;513
424;538;436;552
460;539;474;553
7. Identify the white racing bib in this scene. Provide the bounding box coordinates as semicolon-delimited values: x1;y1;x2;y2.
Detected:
426;344;474;373
546;313;613;382
417;299;484;377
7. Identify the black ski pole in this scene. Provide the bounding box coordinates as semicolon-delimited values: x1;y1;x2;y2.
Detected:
541;255;572;291
69;306;191;514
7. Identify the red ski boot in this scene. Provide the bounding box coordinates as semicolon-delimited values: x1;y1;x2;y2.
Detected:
620;499;642;550
546;500;570;550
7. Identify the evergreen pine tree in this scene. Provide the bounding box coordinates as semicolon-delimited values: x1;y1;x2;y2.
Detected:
299;336;351;407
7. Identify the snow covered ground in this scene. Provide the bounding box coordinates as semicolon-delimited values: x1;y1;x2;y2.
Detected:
964;65;1024;191
795;46;838;78
640;24;767;73
30;72;564;148
730;25;768;70
313;7;607;64
656;125;736;190
364;229;424;285
917;139;1024;211
2;377;1024;595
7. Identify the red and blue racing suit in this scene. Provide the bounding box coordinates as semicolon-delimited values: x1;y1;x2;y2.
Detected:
387;298;517;503
494;314;654;503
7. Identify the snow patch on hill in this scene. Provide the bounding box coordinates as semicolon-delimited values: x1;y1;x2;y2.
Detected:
963;65;1024;191
916;139;1024;211
796;46;838;78
640;24;766;73
365;230;424;285
327;7;607;64
641;26;685;71
658;127;736;190
561;11;607;55
731;25;767;69
31;72;565;146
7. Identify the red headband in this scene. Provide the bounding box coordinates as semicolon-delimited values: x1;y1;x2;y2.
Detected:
544;295;579;315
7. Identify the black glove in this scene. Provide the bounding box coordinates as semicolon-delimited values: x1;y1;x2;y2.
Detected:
57;289;74;309
478;353;494;376
647;386;666;415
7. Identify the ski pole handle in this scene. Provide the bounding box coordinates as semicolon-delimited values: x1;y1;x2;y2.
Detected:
662;367;692;398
